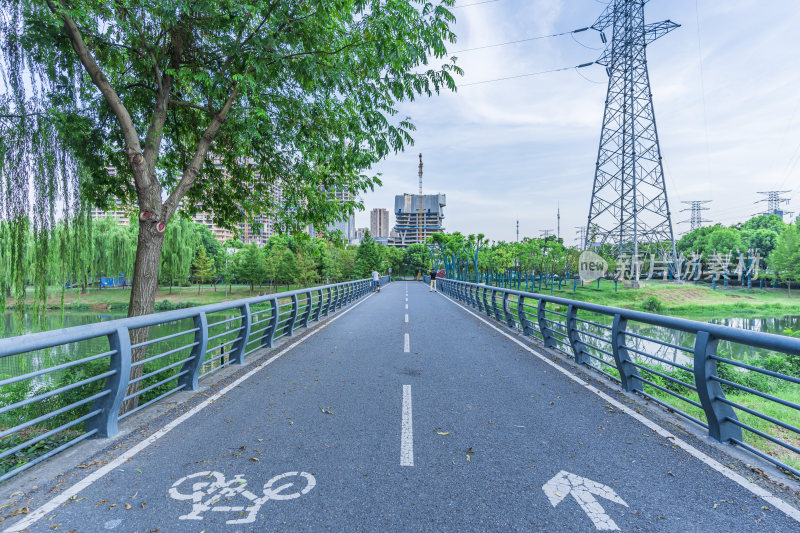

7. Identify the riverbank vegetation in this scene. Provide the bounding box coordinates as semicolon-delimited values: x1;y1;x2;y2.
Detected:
424;214;800;320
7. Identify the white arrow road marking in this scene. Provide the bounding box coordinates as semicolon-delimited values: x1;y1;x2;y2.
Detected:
401;385;414;466
542;471;628;531
404;333;410;353
437;291;800;525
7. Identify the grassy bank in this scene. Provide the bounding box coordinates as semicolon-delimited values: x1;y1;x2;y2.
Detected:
4;282;343;313
495;278;800;319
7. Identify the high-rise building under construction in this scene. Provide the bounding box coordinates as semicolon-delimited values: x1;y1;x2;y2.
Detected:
389;193;446;248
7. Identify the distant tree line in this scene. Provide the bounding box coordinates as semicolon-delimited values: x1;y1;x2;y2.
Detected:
0;217;441;319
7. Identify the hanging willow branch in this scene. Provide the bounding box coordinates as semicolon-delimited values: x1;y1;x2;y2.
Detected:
0;4;87;331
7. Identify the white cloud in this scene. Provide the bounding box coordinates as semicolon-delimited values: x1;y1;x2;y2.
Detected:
357;0;800;241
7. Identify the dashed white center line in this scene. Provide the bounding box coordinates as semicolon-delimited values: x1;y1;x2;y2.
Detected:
405;313;408;323
405;297;408;302
404;333;410;352
405;303;408;309
401;385;414;466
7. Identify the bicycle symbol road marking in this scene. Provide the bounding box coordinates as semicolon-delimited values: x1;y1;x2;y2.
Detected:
168;470;316;525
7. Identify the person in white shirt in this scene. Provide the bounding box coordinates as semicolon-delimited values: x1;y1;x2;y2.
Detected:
371;269;380;291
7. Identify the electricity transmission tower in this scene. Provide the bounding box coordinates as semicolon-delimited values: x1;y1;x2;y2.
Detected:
679;200;711;233
754;190;793;219
575;226;586;249
585;0;679;282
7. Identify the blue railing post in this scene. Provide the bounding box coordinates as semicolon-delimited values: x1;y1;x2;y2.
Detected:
536;300;557;349
491;289;503;321
300;291;312;328
502;292;516;328
517;295;533;335
87;326;132;438
313;289;323;321
285;294;299;337
179;312;209;391
693;331;743;443
611;314;642;392
566;304;589;365
323;287;332;316
333;285;341;310
482;287;491;316
231;303;251;365
263;298;279;348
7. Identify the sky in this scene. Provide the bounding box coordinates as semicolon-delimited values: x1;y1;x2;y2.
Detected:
353;0;800;245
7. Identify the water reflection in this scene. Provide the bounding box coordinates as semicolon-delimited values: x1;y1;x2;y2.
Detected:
571;312;800;370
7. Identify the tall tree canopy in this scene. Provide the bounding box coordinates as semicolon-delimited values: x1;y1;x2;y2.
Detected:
0;0;460;323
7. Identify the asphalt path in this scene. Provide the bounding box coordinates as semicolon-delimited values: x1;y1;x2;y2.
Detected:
4;281;800;532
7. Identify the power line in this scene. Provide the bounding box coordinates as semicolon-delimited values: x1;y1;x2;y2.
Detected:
452;27;594;54
451;0;502;8
460;62;595;87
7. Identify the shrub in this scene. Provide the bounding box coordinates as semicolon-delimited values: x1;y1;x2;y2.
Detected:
641;295;663;313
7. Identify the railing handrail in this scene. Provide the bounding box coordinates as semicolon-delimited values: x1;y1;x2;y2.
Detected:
0;279;369;358
437;277;799;478
0;275;389;482
442;279;800;355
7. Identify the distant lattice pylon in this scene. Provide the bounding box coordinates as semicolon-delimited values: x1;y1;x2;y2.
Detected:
679;200;711;233
585;0;679;282
754;190;793;219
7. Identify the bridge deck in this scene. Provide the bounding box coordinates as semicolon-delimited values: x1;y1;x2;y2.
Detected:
3;281;799;532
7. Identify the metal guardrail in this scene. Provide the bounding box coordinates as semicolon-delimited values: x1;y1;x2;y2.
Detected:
0;276;389;482
437;278;800;477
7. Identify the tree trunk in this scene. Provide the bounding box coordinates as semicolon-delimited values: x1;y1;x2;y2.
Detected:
122;222;166;414
788;280;791;298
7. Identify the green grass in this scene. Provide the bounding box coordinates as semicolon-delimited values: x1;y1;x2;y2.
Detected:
491;278;800;320
5;281;346;313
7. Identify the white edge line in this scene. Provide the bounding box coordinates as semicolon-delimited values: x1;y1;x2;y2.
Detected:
401;384;414;466
436;291;800;524
6;293;376;533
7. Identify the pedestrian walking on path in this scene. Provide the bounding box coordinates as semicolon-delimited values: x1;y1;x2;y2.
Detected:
429;267;437;292
372;268;381;292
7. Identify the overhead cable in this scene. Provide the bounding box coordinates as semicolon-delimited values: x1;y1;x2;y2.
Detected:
460;62;595;87
451;0;502;8
452;27;593;54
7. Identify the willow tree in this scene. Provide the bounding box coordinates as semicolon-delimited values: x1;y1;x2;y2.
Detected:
1;3;459;339
160;217;195;293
